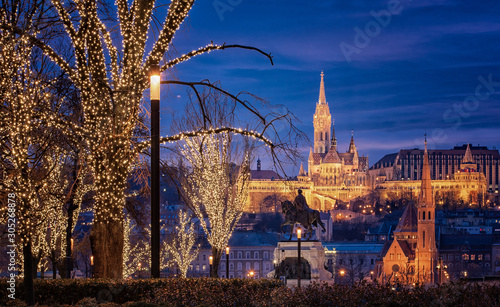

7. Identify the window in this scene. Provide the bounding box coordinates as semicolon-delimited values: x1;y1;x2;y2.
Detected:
203;255;206;261
246;262;251;270
448;254;454;261
486;254;491;261
371;259;375;265
463;254;469;261
246;252;251;259
254;251;259;259
428;211;431;220
254;262;259;270
264;251;268;259
230;263;234;271
397;254;401;260
390;254;394;260
471;254;475;261
202;265;207;272
478;254;483;261
230;252;234;259
423;231;426;248
237;262;242;270
238;252;242;259
196;265;200;272
423;212;425;220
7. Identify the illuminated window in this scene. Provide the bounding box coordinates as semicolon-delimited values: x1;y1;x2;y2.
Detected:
478;254;483;261
463;254;469;261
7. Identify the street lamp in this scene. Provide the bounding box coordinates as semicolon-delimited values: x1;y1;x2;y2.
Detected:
340;269;345;284
370;271;374;281
150;63;161;279
248;270;254;279
226;246;230;279
209;255;213;277
297;227;302;288
138;263;142;279
90;256;94;278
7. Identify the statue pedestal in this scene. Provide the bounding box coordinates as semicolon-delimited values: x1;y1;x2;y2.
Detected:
268;241;332;285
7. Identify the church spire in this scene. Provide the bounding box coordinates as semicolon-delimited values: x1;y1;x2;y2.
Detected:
298;162;306;176
348;130;357;154
420;134;433;207
318;71;327;105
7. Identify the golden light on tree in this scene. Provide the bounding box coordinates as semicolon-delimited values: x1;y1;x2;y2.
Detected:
164;210;200;278
179;132;250;277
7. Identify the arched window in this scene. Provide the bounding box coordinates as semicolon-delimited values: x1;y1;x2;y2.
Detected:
320;132;323;141
422;212;425;220
246;262;251;270
229;263;234;271
428;211;431;220
237;262;242;270
263;251;268;259
254;262;259;270
423;231;426;248
325;133;328;141
246;252;251;259
238;252;242;259
254;251;259;259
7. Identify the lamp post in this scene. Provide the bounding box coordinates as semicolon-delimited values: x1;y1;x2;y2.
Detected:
226;246;230;279
209;255;213;277
297;227;301;288
90;256;94;278
150;64;161;279
138;263;142;279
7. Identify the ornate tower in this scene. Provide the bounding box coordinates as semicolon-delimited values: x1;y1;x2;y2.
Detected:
313;71;332;154
416;135;438;284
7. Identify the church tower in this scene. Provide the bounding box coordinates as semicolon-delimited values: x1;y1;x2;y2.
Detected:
313;71;332;154
416;135;438;284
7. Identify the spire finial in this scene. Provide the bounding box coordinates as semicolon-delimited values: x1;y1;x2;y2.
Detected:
424;132;428;152
318;71;326;104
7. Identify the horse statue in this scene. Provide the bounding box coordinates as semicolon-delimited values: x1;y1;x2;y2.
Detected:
280;200;326;240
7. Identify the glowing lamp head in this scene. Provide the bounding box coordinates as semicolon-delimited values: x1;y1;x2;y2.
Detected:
150;64;160;100
226;246;230;254
340;270;345;276
297;228;301;239
90;255;94;266
209;255;213;265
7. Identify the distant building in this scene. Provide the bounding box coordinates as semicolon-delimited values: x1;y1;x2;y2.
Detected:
370;143;500;202
190;231;278;279
246;72;370;212
376;138;439;285
324;242;384;284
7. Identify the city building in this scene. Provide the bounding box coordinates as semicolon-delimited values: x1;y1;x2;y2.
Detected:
246;72;370;212
376;138;439;285
370;144;500;202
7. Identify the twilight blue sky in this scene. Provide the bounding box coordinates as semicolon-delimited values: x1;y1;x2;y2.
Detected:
161;0;500;176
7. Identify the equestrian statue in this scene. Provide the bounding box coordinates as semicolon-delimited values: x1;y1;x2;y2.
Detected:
281;189;326;240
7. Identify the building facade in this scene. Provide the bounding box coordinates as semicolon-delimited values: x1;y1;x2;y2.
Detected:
369;144;500;202
246;72;370;212
377;139;439;285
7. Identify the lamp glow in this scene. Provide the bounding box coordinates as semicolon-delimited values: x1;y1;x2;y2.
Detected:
150;64;160;100
209;255;213;265
297;228;301;239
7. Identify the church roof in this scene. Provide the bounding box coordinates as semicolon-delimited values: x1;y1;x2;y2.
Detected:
398;240;415;259
323;147;341;163
311;152;326;165
348;133;357;154
394;202;418;233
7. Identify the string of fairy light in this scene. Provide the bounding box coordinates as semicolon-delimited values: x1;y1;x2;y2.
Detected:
164;209;200;278
179;132;250;263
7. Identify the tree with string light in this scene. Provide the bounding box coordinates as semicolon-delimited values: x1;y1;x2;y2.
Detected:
177;132;250;278
164;209;200;278
3;0;304;280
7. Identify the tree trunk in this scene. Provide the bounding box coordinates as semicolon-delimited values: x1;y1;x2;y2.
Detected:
23;242;35;306
90;219;124;278
211;247;223;278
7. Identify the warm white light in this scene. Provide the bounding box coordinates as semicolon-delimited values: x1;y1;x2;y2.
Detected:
297;228;302;239
209;255;213;265
150;64;160;100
